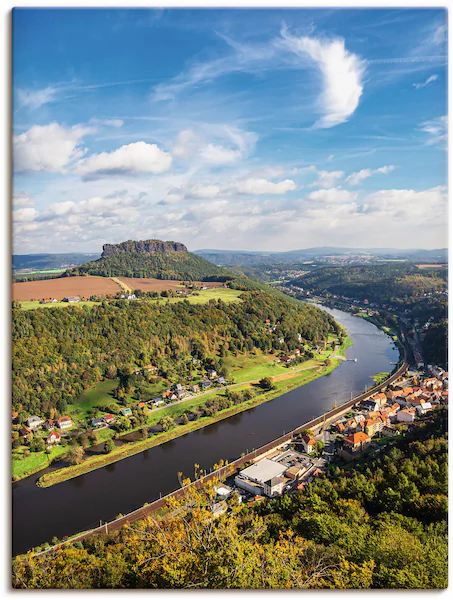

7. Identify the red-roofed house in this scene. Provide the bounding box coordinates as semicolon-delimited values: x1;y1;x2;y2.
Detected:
343;431;371;454
47;431;61;445
104;414;114;424
56;416;72;429
301;435;317;454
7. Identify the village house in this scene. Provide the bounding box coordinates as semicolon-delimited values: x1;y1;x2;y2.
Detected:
416;402;433;416
425;378;443;391
335;422;346;434
56;416;73;429
301;434;317;454
20;427;32;439
341;431;371;456
397;408;416;423
26;415;44;430
217;377;227;385
91;417;104;427
191;384;200;393
373;393;387;407
362;399;380;412
201;380;212;390
121;407;133;417
138;402;146;410
64;296;80;303
207;369;217;379
46;431;61;445
43;419;55;430
381;425;400;437
104;414;114;424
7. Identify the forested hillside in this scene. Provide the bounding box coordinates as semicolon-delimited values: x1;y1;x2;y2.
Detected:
12;291;337;418
65;239;229;281
12;409;447;589
289;264;447;305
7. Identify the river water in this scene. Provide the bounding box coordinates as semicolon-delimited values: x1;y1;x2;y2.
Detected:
12;307;399;556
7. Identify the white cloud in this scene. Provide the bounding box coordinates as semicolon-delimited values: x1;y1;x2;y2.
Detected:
13;207;39;222
363;186;447;222
413;74;438;89
281;29;366;128
186;184;222;199
432;24;447;46
76;141;172;179
13;193;34;207
306;187;357;203
17;86;58;110
309;170;345;188
173;126;257;166
420;116;447;147
231;178;297;195
346;165;395;186
13;122;91;172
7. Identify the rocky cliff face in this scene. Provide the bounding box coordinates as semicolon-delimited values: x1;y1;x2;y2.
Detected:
102;240;188;258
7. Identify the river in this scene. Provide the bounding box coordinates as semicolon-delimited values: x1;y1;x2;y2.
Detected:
12;307;399;556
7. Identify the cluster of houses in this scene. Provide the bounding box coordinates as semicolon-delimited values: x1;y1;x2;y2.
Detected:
147;369;228;407
334;373;447;461
15;414;74;448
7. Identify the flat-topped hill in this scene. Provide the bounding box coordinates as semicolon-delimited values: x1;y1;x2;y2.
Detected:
65;239;230;281
102;239;188;257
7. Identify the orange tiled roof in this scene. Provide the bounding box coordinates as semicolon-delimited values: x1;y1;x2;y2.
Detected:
345;432;371;445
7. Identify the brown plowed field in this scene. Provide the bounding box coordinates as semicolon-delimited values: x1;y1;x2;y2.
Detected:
118;278;225;293
12;276;121;301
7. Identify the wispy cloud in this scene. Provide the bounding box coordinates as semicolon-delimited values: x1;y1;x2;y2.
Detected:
16;86;59;110
280;27;366;128
346;165;395;186
420;116;447;147
413;74;438;89
15;79;159;111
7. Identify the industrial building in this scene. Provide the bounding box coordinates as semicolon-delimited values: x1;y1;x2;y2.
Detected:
235;449;311;498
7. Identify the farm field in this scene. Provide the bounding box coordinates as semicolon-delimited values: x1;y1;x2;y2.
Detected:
117;277;225;293
149;288;242;305
12;276;121;301
19;300;101;310
416;264;446;269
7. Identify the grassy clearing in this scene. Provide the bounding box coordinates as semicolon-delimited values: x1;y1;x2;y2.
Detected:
147;288;243;305
19;300;101;310
74;380;118;413
224;352;288;383
372;371;390;385
12;445;68;480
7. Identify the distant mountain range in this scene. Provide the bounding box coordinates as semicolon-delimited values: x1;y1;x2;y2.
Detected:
12;246;448;272
195;247;448;266
13;253;101;271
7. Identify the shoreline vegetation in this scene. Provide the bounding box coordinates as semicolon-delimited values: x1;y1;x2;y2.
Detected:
36;336;352;489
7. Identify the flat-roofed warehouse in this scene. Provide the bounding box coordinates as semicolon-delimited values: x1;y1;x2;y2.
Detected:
235;459;287;498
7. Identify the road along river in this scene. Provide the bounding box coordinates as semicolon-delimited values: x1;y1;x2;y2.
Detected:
12;307;399;556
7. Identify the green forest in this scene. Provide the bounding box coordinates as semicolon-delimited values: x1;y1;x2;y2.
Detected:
289;264;447;304
12;290;338;419
12;409;447;589
65;248;229;281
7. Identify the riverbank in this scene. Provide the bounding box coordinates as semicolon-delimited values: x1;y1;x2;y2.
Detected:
27;353;408;558
36;339;351;489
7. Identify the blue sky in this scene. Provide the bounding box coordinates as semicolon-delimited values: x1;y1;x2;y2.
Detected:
12;8;447;253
